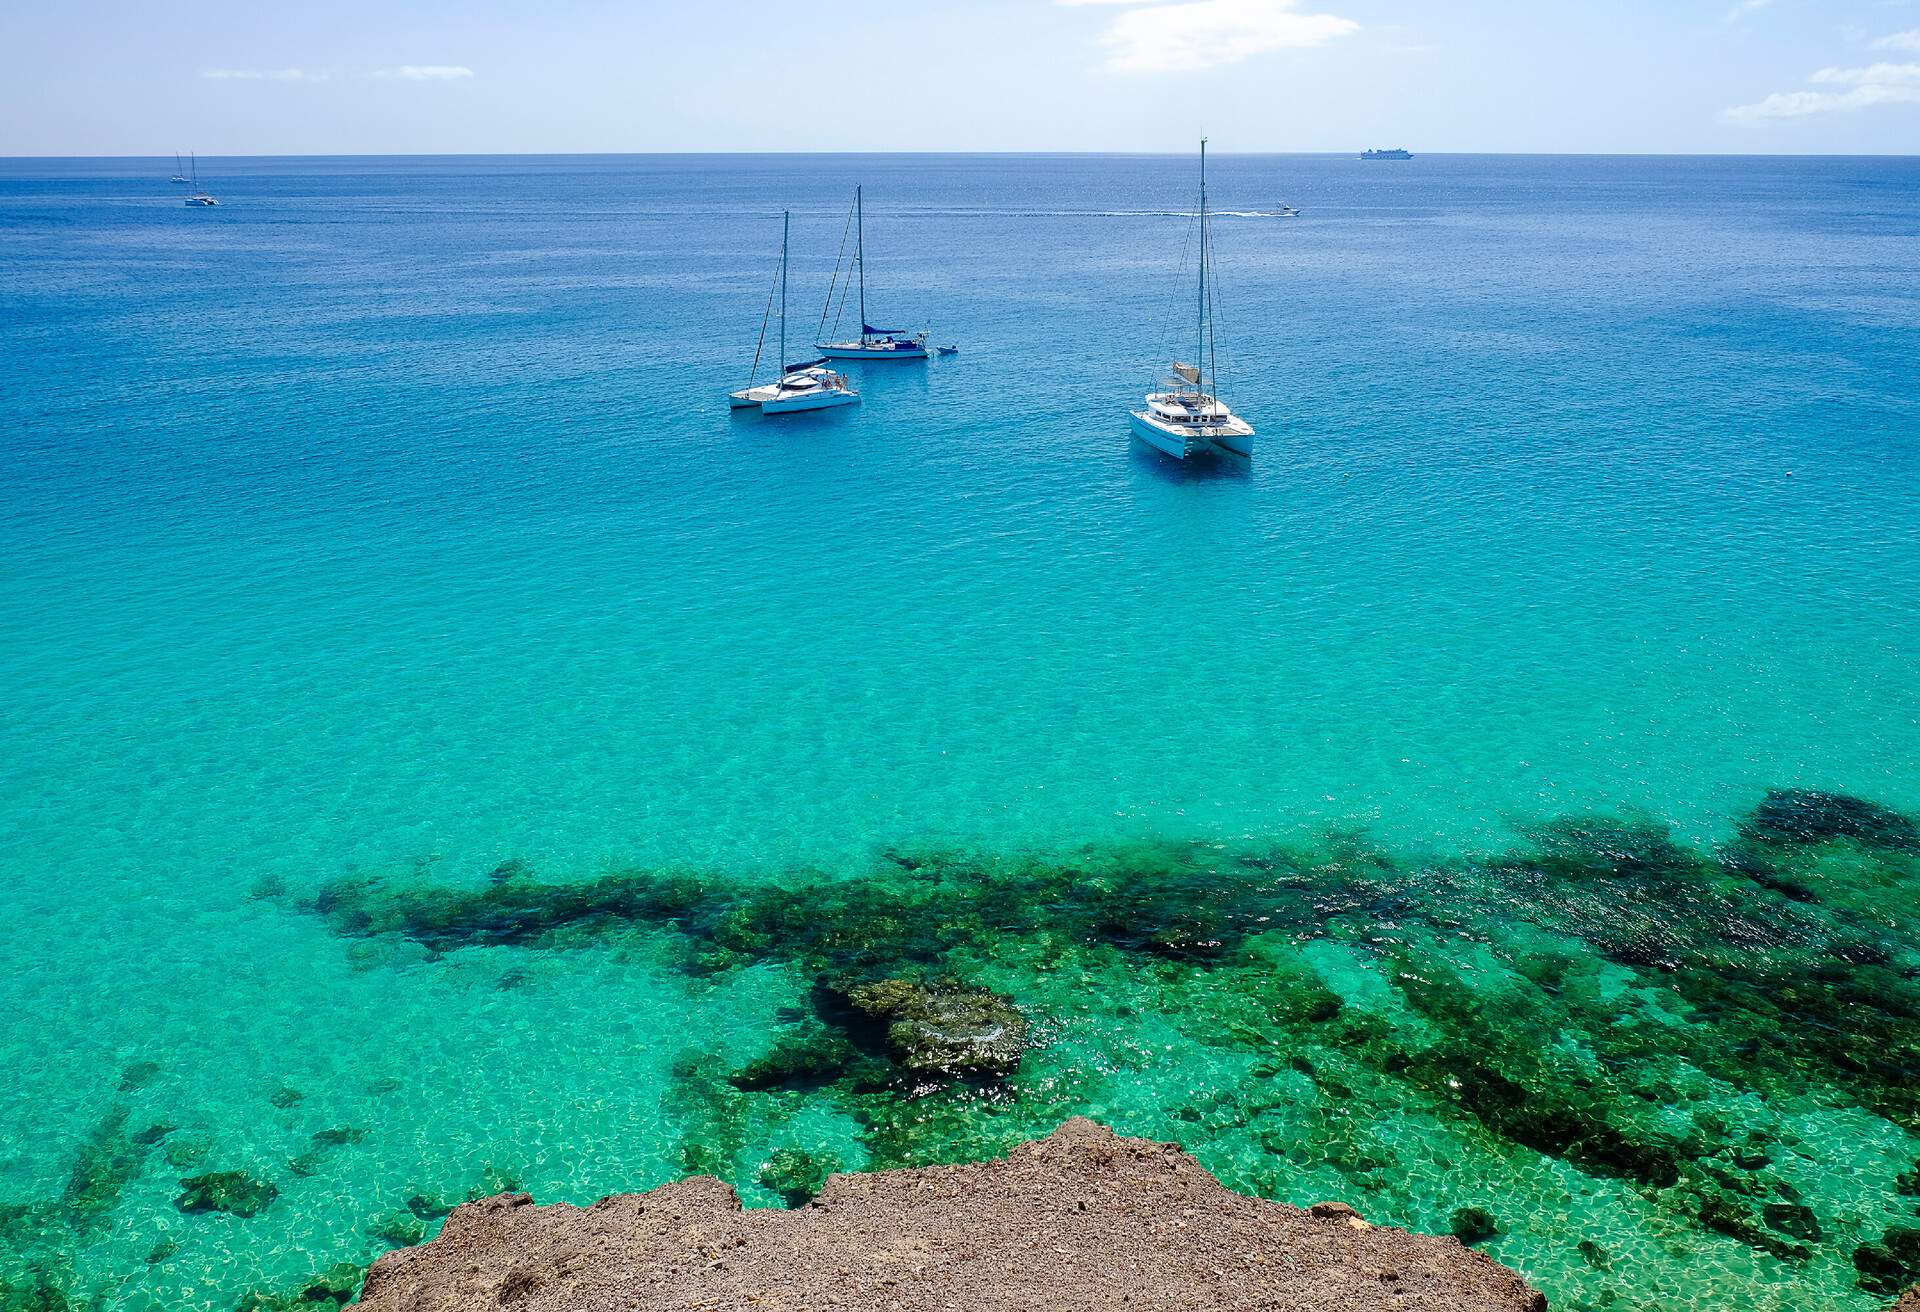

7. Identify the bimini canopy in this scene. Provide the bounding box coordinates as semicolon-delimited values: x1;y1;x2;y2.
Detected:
783;358;828;372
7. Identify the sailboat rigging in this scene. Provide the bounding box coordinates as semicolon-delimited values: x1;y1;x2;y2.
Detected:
184;153;218;207
1129;139;1254;459
729;212;859;414
816;187;931;360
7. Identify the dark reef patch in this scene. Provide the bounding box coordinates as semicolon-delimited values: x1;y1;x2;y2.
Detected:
175;1170;280;1218
234;1262;365;1310
1742;789;1920;853
282;790;1920;1309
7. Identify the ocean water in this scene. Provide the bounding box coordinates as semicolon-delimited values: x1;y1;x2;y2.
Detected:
1;152;1917;1310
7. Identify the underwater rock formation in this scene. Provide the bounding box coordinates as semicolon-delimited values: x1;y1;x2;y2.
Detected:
174;1170;279;1218
288;788;1920;1309
1742;788;1920;852
835;978;1028;1081
354;1118;1543;1312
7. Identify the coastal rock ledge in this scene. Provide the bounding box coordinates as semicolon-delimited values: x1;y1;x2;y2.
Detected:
355;1118;1544;1311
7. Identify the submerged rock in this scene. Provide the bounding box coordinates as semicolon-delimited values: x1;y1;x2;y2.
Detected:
174;1170;279;1218
235;1262;364;1310
839;978;1028;1080
727;1027;858;1092
1450;1206;1501;1245
116;1061;162;1093
368;1210;427;1248
355;1119;1545;1312
1856;1227;1920;1298
1742;789;1919;852
756;1147;840;1207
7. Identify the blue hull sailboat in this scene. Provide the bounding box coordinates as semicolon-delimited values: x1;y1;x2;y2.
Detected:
816;187;930;360
730;211;859;415
1130;139;1254;460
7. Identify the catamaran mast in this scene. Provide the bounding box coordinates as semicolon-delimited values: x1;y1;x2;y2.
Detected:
856;186;867;344
1198;139;1208;397
779;211;789;376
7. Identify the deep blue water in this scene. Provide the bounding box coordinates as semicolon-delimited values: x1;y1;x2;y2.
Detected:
1;153;1917;1311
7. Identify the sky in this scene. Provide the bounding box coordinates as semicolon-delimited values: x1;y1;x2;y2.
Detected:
2;0;1918;155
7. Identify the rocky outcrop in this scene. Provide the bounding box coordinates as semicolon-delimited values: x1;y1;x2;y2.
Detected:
354;1118;1544;1311
1892;1286;1920;1312
838;977;1028;1080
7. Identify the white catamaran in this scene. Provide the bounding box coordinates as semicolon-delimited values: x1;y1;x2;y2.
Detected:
816;186;930;360
170;153;190;185
1130;139;1254;460
184;153;218;208
729;211;859;415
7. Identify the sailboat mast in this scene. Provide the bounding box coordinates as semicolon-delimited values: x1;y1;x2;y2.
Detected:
856;186;867;343
1197;140;1208;395
779;211;789;375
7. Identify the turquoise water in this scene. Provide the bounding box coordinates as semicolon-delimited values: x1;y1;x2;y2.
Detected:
2;153;1917;1310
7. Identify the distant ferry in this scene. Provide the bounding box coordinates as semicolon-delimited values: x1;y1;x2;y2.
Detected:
1361;148;1413;161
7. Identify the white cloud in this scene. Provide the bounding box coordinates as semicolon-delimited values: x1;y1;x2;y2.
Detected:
1725;62;1920;119
374;65;475;80
200;68;327;82
1061;0;1358;74
1872;30;1920;53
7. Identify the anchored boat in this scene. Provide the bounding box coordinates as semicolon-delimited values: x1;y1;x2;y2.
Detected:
816;187;930;360
184;153;218;207
1130;139;1255;461
729;212;858;415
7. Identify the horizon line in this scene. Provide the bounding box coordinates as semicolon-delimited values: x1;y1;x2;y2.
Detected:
6;148;1920;161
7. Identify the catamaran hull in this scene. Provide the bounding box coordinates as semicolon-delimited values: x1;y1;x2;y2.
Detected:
729;385;779;409
816;343;928;360
760;391;860;415
1129;412;1254;459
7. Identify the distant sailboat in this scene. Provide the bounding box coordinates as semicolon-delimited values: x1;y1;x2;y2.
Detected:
170;153;190;184
729;211;859;414
184;153;218;207
816;187;930;360
1130;139;1255;460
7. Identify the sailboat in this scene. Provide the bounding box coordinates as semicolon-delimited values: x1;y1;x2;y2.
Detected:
184;153;218;207
729;212;859;415
1130;139;1254;460
170;153;190;185
815;187;929;360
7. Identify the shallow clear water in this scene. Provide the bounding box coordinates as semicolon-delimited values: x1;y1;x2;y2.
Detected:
1;153;1917;1311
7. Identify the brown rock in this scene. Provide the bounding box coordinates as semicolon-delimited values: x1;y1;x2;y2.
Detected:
1891;1287;1920;1312
354;1118;1545;1311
